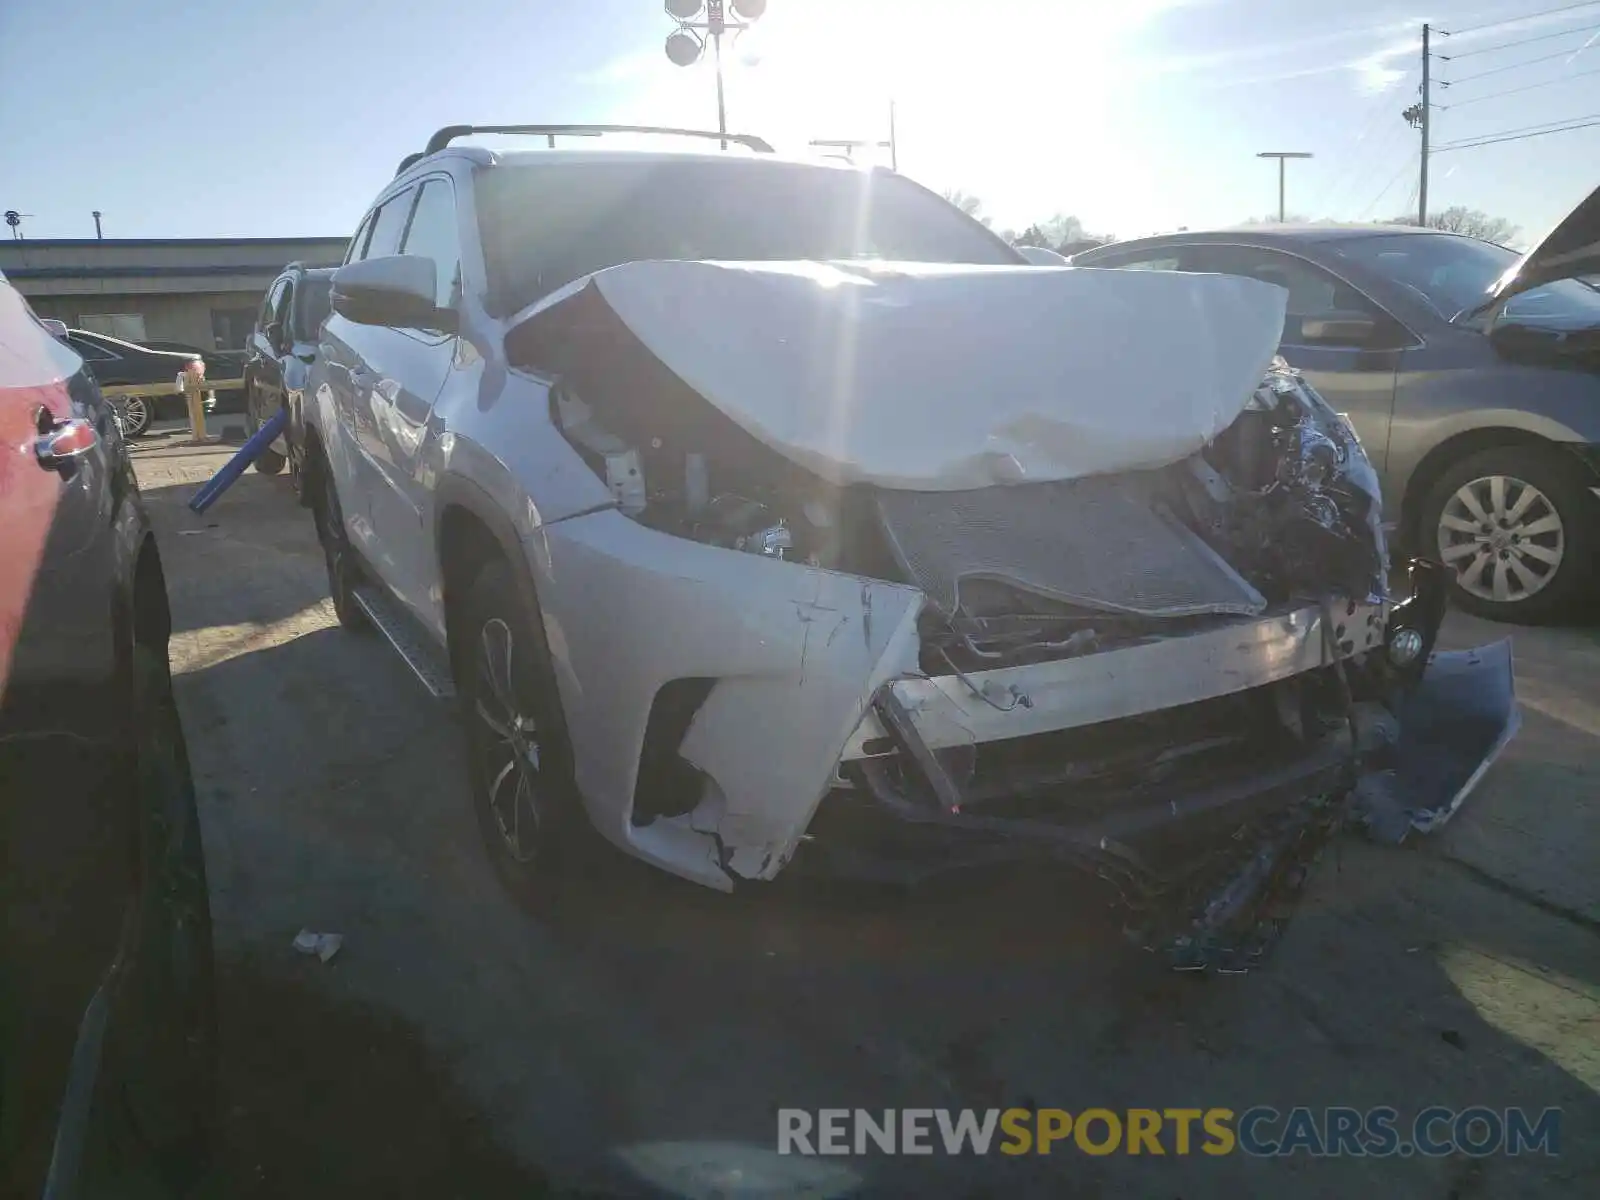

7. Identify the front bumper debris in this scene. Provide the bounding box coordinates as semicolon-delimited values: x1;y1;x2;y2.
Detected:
826;561;1518;974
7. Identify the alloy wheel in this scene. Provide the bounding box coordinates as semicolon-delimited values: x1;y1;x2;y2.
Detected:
1436;473;1565;604
113;396;150;437
474;618;543;863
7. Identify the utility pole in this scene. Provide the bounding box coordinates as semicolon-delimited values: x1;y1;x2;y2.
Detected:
1256;152;1313;221
713;27;727;148
1419;22;1431;226
888;98;898;171
664;1;767;148
93;210;103;239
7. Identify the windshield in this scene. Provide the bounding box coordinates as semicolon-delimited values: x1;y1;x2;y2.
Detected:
1332;232;1600;327
477;158;1019;313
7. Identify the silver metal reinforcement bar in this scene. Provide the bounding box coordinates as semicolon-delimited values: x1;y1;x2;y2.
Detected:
840;600;1388;759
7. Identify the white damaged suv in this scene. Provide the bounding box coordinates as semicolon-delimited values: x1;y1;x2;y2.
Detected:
304;125;1522;970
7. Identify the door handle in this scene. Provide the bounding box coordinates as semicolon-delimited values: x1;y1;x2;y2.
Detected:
34;411;98;475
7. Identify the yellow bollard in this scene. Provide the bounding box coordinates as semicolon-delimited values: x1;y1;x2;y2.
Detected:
182;366;209;442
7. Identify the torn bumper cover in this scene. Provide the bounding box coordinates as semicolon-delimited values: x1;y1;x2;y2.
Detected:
812;579;1517;971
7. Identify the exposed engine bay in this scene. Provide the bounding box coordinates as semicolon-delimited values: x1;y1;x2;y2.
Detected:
550;358;1389;676
506;260;1519;974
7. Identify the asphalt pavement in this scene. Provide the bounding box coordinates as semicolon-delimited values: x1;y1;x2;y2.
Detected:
133;422;1598;1199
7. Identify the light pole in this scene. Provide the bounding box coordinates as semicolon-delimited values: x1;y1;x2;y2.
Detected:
1256;151;1312;222
664;0;768;149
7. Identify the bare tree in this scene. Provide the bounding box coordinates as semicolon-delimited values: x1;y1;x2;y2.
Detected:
1010;214;1114;253
941;189;993;227
1386;206;1520;244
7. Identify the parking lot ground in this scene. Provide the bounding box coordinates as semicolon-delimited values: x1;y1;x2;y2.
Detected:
131;427;1598;1198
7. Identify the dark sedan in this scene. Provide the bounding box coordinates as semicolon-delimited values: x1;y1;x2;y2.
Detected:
58;328;209;439
1073;197;1600;622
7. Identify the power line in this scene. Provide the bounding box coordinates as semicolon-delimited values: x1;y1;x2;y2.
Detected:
1356;157;1416;219
1435;110;1600;144
1313;70;1418;212
1438;63;1600;106
1443;0;1600;38
1439;20;1600;58
1434;115;1600;150
1400;178;1421;223
1444;45;1593;83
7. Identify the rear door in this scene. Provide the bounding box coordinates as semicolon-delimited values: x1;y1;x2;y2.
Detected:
346;175;461;629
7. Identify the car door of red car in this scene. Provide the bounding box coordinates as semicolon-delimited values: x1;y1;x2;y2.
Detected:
0;279;134;1197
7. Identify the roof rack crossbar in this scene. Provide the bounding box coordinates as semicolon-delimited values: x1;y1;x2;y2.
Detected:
421;124;774;156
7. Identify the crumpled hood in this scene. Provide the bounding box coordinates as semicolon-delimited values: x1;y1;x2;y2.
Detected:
515;259;1288;491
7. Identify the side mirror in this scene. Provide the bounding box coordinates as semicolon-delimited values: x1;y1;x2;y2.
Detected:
264;320;285;349
39;317;69;339
1299;311;1379;346
330;255;446;329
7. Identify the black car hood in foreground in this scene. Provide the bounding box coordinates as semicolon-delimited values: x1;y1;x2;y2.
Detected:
1493;181;1600;299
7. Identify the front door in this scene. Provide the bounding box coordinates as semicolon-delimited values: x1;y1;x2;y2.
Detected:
347;176;463;634
1180;244;1407;498
320;188;418;560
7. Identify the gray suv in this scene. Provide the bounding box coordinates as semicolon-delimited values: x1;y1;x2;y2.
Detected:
1074;195;1600;623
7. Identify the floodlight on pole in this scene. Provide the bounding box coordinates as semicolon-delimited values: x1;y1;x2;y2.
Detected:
663;0;767;148
1256;151;1312;222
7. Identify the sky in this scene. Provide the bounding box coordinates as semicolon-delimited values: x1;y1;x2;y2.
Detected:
2;0;1597;247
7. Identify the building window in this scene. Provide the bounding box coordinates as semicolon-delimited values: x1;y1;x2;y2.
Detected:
78;312;148;342
212;306;257;349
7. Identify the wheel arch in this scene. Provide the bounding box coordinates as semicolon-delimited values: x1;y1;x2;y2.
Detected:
434;473;579;777
435;475;546;660
131;534;172;652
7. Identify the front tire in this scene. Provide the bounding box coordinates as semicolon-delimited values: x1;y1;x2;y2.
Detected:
253;447;286;476
1420;443;1598;623
112;396;153;439
244;385;286;475
454;559;583;908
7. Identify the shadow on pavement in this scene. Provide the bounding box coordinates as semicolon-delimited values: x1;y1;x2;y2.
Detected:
171;624;1600;1199
196;955;556;1199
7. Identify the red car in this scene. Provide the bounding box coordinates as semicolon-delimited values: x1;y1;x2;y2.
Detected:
1;271;217;1195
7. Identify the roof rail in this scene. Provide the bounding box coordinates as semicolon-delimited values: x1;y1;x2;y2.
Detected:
421;124;775;156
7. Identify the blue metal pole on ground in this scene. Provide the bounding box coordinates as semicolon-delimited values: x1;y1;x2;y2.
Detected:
188;408;289;514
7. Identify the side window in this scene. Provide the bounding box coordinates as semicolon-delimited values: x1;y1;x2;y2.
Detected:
258;280;286;330
399;178;462;311
364;189;416;262
67;336;118;362
343;214;374;265
1187;246;1390;348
